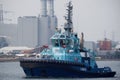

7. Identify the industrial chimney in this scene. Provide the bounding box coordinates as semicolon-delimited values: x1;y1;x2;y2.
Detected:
38;0;57;47
47;0;54;16
40;0;47;16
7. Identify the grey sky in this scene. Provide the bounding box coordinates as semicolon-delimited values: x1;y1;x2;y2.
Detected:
1;0;120;42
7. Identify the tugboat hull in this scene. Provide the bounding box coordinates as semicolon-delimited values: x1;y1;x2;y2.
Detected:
20;59;116;78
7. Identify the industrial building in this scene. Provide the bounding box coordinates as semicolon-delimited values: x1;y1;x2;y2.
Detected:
0;4;3;24
115;42;120;51
0;4;17;46
17;16;38;47
38;0;57;46
0;0;57;48
17;0;57;47
98;38;112;50
0;23;17;46
84;41;97;52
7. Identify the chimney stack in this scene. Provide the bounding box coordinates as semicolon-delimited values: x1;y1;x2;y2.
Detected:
47;0;54;16
40;0;47;17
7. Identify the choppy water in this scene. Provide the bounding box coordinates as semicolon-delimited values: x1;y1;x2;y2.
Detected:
0;61;120;80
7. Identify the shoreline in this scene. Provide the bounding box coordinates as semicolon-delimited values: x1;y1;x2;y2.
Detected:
0;57;19;62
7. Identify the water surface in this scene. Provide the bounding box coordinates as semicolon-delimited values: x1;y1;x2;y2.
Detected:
0;61;120;80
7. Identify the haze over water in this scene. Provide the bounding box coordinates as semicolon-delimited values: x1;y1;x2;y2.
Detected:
0;61;120;80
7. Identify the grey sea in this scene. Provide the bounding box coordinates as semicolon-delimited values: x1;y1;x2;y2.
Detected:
0;61;120;80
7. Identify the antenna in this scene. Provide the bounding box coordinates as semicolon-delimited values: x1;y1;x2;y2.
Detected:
64;1;73;37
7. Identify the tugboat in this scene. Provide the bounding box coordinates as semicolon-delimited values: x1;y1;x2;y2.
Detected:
20;2;116;78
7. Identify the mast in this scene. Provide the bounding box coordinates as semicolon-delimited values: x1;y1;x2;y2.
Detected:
64;1;73;37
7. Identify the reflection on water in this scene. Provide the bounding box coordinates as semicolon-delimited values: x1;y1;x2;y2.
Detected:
0;61;120;80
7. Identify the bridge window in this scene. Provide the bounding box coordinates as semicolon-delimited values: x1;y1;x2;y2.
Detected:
52;39;59;47
60;35;65;38
60;39;66;47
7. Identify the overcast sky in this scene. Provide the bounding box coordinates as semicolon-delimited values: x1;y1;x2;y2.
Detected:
1;0;120;42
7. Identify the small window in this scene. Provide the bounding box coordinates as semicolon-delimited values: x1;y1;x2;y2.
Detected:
51;39;59;47
60;35;65;38
60;39;66;47
54;40;59;47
